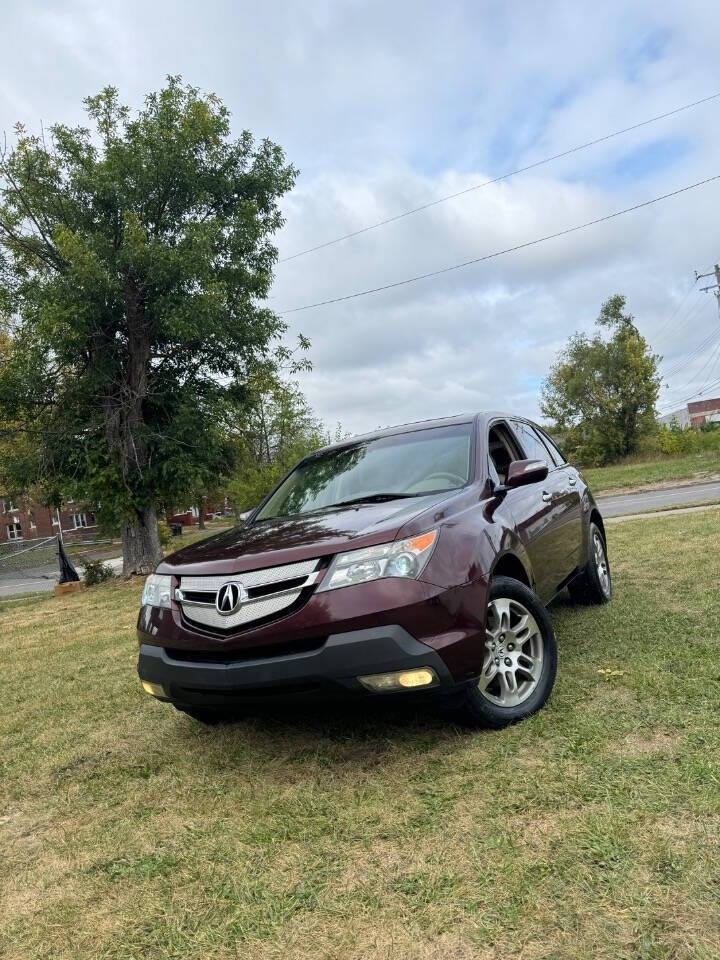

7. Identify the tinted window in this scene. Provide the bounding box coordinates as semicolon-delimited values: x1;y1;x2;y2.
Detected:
535;428;566;466
512;422;556;469
255;423;473;520
488;425;522;484
533;427;567;467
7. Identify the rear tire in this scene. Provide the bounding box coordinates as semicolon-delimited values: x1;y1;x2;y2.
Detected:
568;522;611;605
460;576;557;729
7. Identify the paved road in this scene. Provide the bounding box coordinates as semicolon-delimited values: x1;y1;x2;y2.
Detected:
597;479;720;518
0;556;123;599
2;486;719;597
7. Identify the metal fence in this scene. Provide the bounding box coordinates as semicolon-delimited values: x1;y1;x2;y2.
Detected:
0;535;116;575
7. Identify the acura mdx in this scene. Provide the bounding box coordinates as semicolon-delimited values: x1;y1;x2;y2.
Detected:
137;413;611;727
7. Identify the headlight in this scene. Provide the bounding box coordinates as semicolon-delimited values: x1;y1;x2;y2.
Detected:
318;530;437;592
141;574;172;609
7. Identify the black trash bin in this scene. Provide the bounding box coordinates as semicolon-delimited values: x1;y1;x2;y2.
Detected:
170;523;183;537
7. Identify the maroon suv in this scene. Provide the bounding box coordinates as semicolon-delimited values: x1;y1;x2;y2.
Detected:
138;413;611;727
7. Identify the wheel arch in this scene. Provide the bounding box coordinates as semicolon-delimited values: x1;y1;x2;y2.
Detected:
589;508;606;543
490;551;532;589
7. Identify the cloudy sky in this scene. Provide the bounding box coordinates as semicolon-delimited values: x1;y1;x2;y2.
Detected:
2;0;720;434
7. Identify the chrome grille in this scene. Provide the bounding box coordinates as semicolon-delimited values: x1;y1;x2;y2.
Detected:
176;558;321;632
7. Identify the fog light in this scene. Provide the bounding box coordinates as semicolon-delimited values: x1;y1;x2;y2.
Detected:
358;667;438;692
141;680;165;698
398;668;436;688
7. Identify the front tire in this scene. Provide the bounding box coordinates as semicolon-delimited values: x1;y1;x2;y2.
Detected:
461;576;557;729
568;521;611;604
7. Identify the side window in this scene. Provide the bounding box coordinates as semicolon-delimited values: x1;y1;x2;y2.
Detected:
535;427;566;467
512;422;555;469
488;425;522;485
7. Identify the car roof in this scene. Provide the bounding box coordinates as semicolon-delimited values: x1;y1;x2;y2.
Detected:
306;411;536;458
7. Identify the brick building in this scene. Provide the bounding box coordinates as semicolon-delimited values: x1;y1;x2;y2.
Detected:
659;397;720;429
687;398;720;428
0;495;97;545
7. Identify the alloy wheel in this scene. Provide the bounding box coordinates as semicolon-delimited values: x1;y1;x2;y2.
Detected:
479;597;544;707
593;532;610;596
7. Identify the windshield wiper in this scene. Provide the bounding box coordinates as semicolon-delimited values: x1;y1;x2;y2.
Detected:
330;493;422;508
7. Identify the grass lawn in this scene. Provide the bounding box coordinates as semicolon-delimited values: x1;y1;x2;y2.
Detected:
583;449;720;494
1;512;719;959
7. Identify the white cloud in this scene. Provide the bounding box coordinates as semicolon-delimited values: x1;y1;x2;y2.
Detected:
1;0;719;433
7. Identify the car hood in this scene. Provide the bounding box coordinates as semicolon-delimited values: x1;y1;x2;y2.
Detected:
158;493;452;576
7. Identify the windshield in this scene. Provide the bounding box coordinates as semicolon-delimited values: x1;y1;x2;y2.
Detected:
255;422;473;521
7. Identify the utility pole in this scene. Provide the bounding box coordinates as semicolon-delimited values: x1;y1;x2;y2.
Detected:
695;263;720;316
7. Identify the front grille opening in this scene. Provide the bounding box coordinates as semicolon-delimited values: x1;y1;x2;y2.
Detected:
248;576;307;599
165;635;326;664
180;590;215;603
179;587;314;638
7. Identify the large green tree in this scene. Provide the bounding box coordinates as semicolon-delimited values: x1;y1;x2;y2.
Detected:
225;367;330;515
0;77;297;572
541;295;660;465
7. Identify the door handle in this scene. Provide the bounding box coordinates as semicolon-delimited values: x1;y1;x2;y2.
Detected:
542;491;551;502
568;476;577;486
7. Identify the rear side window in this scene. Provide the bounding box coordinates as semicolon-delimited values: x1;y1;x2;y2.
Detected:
512;421;557;469
535;427;566;467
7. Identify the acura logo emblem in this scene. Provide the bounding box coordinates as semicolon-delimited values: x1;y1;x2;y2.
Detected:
216;581;247;616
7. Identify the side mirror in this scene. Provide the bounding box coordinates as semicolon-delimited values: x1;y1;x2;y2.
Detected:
494;459;548;495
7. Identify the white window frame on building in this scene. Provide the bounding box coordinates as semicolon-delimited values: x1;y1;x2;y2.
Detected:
71;513;89;529
7;522;23;541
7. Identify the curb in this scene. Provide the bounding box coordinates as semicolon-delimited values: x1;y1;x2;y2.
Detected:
606;503;720;524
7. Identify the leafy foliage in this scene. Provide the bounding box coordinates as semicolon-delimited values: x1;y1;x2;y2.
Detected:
225;369;337;514
0;77;298;571
81;558;116;586
541;295;661;465
656;422;720;456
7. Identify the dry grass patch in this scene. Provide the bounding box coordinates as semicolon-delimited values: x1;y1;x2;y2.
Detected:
1;511;720;959
611;730;683;756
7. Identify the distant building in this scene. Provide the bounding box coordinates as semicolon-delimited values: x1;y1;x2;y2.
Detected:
687;398;720;427
0;495;97;544
658;407;690;428
659;397;720;429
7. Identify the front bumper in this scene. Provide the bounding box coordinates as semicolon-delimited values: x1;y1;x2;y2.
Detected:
138;625;459;707
137;574;490;686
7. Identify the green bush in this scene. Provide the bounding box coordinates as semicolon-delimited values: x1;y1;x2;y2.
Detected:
565;420;720;468
81;558;115;586
657;424;720;457
157;522;171;547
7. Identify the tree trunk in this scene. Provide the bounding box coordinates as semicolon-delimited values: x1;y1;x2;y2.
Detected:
112;272;163;576
197;501;206;530
122;504;163;575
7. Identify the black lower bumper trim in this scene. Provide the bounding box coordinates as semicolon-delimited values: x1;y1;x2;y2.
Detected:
138;625;456;706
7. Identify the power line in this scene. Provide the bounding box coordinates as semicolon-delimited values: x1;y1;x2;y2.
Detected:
658;376;720;414
658;365;720;410
650;282;701;347
280;91;720;263
277;174;720;315
694;338;720;390
661;290;707;342
661;325;719;379
681;334;720;385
